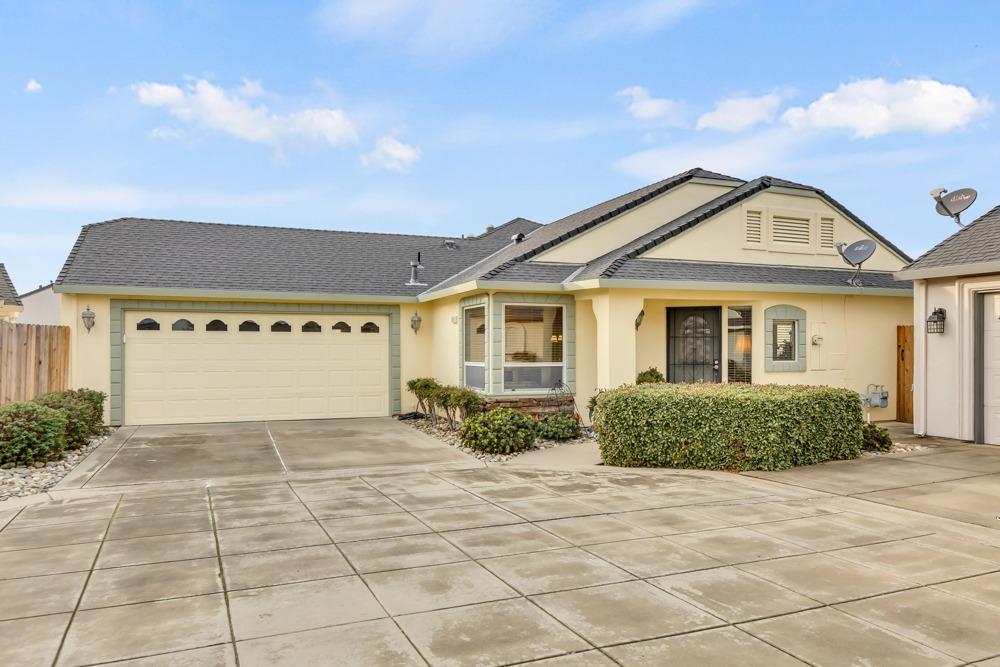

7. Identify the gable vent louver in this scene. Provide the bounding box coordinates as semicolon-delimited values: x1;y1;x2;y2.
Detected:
745;210;763;246
771;214;811;245
819;217;835;249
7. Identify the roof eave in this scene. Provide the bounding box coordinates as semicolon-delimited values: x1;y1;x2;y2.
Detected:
52;284;420;304
418;280;568;302
564;277;913;297
895;260;1000;281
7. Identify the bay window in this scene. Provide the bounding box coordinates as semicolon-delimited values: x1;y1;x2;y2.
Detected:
502;304;563;392
463;306;486;390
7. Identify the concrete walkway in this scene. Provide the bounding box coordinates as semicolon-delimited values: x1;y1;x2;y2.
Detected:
3;455;1000;665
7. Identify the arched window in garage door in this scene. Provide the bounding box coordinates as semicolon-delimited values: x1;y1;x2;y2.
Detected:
172;319;195;332
332;321;351;333
302;321;322;333
136;318;160;331
361;322;380;333
238;320;260;332
206;319;228;332
271;320;292;333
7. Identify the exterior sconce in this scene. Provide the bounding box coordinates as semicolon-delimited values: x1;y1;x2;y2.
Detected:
410;312;422;333
634;309;645;330
926;307;946;334
81;305;96;333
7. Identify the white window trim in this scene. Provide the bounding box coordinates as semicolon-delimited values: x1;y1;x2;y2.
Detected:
500;302;566;394
462;304;488;391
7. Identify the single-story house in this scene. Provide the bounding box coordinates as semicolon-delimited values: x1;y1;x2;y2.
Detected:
54;168;914;426
16;282;60;325
896;203;1000;444
0;264;22;322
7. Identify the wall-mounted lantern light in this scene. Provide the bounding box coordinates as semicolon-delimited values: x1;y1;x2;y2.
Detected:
926;307;946;334
410;312;422;333
81;305;96;333
634;308;645;330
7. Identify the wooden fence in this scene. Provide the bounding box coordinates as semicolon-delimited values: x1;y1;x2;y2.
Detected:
0;322;71;404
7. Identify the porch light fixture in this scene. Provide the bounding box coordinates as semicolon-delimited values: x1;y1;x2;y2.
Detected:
926;308;946;334
81;305;96;333
634;309;645;330
410;312;422;333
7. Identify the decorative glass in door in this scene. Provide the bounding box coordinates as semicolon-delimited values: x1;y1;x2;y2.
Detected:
667;307;722;383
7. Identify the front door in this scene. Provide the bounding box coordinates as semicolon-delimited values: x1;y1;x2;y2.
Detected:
667;307;722;383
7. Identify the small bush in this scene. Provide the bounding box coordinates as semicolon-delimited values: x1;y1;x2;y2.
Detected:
0;402;68;467
66;389;107;436
406;378;441;415
636;367;665;384
460;408;537;454
448;387;485;421
537;414;581;441
32;391;93;449
862;422;893;452
595;383;864;471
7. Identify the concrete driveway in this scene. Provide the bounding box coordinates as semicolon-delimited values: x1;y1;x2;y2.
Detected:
3;459;1000;665
61;418;471;489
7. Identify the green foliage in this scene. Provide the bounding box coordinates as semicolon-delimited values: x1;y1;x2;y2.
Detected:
537;414;581;441
862;421;894;452
0;402;68;467
460;408;537;454
32;391;93;449
406;378;441;415
447;387;485;421
595;383;864;471
65;389;108;436
635;367;665;384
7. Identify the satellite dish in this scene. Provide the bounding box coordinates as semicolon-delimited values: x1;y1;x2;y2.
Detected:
835;239;877;287
931;187;977;227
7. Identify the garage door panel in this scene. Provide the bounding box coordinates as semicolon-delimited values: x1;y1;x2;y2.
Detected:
124;311;390;425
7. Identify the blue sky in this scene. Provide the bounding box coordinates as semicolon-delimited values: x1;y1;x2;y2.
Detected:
2;0;999;291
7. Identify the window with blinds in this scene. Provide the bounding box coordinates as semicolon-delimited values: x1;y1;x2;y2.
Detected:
503;304;564;391
745;210;763;246
772;320;797;361
819;217;835;249
770;214;811;245
727;306;752;383
463;306;486;390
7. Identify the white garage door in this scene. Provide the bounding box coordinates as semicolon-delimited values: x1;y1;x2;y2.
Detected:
984;295;1000;445
123;311;390;425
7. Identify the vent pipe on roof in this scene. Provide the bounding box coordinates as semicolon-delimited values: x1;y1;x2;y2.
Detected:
407;252;427;286
511;232;525;243
485;225;495;234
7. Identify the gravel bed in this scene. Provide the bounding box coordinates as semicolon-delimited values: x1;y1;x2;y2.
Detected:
0;431;111;501
404;417;593;463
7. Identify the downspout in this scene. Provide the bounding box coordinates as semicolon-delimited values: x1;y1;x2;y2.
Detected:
917;279;928;436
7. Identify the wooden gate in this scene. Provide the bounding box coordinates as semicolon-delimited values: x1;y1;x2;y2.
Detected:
0;322;71;404
896;325;914;423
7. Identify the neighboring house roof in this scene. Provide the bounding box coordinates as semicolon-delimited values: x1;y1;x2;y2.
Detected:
18;282;54;299
55;216;541;298
896;203;1000;280
0;264;22;307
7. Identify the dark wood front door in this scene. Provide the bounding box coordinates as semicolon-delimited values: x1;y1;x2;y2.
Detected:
667;307;722;383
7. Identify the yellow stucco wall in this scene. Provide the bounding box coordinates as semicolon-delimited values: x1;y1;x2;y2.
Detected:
642;190;906;272
532;182;735;264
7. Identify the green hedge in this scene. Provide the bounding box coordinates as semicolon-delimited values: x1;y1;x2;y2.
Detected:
0;402;68;467
460;408;537;454
537;414;581;441
595;383;863;471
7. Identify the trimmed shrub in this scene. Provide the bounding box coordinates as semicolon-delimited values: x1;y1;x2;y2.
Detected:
66;389;107;436
862;422;893;452
32;391;93;450
460;408;537;454
406;378;441;415
595;383;864;471
449;387;485;422
537;414;581;441
0;402;68;467
636;367;665;384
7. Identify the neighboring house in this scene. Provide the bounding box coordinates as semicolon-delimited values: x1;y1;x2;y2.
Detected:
16;283;60;325
0;264;23;322
55;168;914;426
896;203;1000;444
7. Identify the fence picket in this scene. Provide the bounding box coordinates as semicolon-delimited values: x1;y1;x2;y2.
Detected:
0;322;71;403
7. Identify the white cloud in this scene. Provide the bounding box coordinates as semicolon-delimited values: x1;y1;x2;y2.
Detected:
315;0;546;61
25;79;43;93
565;0;707;41
782;78;992;139
616;86;685;126
148;126;185;141
132;79;358;150
442;116;600;146
238;78;264;98
697;92;784;132
361;135;421;172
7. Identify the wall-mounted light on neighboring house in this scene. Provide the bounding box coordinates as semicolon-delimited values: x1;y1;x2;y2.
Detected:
81;306;96;333
926;307;946;334
410;312;422;333
634;309;645;330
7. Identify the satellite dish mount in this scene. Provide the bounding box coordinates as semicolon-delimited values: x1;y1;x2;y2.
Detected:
835;239;877;288
930;187;977;228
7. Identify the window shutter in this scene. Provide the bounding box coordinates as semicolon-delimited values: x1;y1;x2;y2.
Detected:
745;210;763;246
771;214;811;245
819;217;835;249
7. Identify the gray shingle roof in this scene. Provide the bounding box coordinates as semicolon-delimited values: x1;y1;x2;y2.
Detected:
56;217;541;298
900;203;1000;274
610;258;909;291
0;264;21;307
